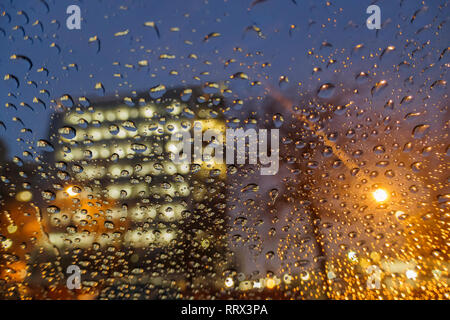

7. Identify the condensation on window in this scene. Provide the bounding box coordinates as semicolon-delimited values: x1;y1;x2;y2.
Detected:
0;0;448;300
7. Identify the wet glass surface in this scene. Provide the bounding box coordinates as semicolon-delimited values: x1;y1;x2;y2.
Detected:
0;0;449;299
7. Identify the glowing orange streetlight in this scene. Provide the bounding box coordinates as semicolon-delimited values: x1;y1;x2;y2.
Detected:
373;188;388;202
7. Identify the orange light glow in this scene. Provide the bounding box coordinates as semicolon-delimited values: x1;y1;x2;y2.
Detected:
373;188;388;202
266;278;275;289
66;186;77;197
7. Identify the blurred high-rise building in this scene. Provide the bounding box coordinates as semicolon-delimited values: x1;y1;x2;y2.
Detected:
38;87;230;298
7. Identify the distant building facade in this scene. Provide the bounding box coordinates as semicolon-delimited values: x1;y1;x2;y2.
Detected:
41;87;230;297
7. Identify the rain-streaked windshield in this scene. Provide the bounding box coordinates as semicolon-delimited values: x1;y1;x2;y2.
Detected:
0;0;448;300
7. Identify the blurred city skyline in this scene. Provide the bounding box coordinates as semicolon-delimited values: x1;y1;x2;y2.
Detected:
0;0;448;300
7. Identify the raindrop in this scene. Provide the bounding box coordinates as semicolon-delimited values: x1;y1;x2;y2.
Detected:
412;124;430;139
317;83;335;99
122;121;137;132
131;143;147;153
109;125;120;135
149;84;166;99
36;139;54;152
371;80;388;96
58;126;76;140
355;71;370;84
95;82;105;96
272;113;284;128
